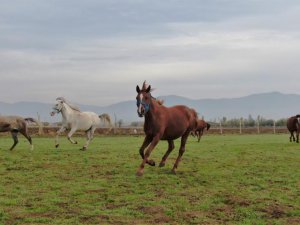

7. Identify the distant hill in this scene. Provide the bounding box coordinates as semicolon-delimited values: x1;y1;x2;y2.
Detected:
0;92;299;123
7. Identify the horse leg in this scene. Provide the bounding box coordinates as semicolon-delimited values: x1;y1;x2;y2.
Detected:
159;140;175;167
19;128;33;150
171;131;189;174
197;130;201;142
55;126;66;148
67;127;78;144
81;127;96;150
136;135;160;176
190;131;195;137
198;129;204;142
10;130;19;151
139;135;155;166
292;131;296;142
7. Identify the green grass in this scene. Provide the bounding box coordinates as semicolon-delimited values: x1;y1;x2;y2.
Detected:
0;134;300;225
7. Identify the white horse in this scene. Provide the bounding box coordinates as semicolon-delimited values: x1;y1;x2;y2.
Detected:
50;97;112;150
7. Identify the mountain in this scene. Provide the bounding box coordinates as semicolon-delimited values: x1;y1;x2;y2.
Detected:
0;92;299;123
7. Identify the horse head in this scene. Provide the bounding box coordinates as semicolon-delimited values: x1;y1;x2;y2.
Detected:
50;97;65;116
136;81;152;117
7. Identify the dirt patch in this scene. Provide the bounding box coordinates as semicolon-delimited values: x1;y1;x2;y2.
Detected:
138;206;172;224
259;203;294;219
223;195;251;207
287;217;300;225
79;215;109;223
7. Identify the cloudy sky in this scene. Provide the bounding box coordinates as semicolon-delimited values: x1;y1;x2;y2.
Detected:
1;0;300;106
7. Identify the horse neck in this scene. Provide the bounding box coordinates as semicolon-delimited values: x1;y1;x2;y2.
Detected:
145;97;160;123
61;103;75;120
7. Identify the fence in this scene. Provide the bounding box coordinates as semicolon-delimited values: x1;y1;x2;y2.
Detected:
0;126;289;137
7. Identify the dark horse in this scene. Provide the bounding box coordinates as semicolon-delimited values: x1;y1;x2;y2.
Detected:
135;81;198;176
287;115;300;143
0;116;38;150
191;119;211;142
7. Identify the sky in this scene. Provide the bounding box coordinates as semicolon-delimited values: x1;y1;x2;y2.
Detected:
1;0;300;106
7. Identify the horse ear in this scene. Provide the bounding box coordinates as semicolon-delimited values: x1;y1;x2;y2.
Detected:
136;85;141;93
146;85;151;93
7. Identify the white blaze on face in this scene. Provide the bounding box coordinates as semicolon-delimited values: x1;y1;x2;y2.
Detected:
138;93;144;114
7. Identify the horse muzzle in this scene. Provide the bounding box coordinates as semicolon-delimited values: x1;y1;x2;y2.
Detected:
50;111;56;116
137;109;145;117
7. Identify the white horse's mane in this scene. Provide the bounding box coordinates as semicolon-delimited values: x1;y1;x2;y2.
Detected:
56;97;81;112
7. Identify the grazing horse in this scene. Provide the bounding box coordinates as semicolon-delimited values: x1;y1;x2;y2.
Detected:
287;115;300;143
191;119;211;142
50;97;112;150
0;116;37;150
135;81;198;176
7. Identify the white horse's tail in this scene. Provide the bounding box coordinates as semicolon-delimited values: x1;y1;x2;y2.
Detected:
99;114;112;131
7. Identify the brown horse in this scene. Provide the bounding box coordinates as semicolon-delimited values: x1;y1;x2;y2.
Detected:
191;119;210;142
0;116;38;150
287;115;300;143
135;81;198;176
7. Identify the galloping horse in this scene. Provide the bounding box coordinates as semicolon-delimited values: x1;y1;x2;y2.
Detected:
0;116;38;150
191;119;210;142
135;81;198;176
50;97;112;150
287;115;300;143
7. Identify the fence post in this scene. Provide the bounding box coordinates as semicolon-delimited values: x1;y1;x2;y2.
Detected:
37;112;44;136
219;121;223;135
273;120;276;134
239;118;243;134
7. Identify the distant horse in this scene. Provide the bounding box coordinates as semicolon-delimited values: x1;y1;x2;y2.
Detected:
287;115;300;143
135;81;198;176
50;97;112;150
191;119;211;142
0;116;38;150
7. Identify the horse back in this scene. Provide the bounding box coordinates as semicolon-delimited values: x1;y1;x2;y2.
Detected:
159;105;197;139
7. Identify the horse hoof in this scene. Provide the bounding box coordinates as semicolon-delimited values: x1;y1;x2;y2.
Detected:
80;147;87;151
148;159;156;166
136;170;144;176
171;169;177;175
75;141;78;144
55;144;59;148
159;162;165;167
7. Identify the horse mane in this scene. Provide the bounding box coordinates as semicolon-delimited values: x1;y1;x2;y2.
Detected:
156;99;164;105
296;114;300;118
142;80;155;92
56;97;81;112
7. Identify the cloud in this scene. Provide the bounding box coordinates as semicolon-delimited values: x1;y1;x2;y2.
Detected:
0;0;300;105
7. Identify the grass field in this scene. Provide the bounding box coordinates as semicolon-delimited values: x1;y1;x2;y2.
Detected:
0;134;299;225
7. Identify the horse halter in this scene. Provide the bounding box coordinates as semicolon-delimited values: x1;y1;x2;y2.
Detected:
53;101;64;113
136;99;150;113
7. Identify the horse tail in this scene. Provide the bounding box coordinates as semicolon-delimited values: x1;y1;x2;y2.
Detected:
206;123;211;131
24;117;39;124
24;117;42;130
99;113;112;128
